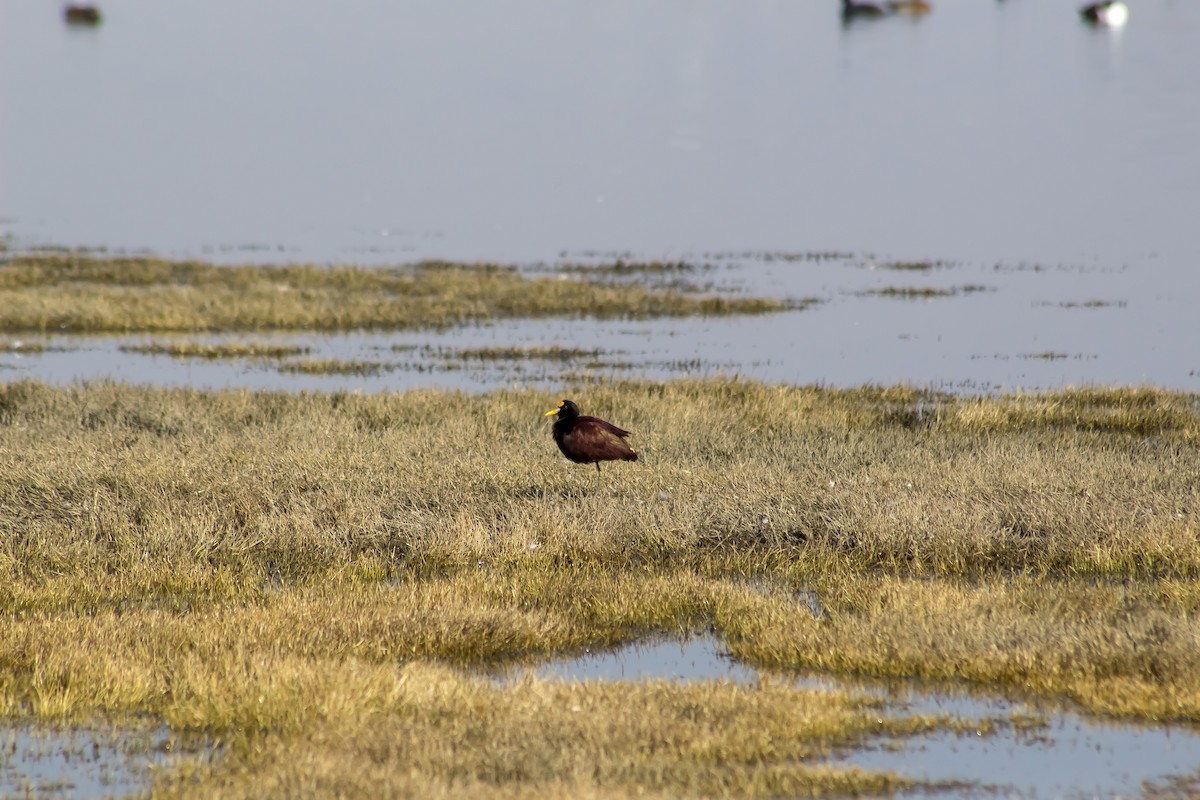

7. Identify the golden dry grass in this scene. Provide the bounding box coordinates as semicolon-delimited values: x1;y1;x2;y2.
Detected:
0;254;794;333
1;378;1198;796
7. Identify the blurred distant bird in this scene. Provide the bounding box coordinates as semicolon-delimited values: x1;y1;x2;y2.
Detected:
887;0;932;14
544;400;638;474
842;0;888;19
64;4;102;25
1079;1;1128;27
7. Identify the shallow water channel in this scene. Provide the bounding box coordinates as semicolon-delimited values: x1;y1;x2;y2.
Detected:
0;725;181;799
513;635;1200;798
10;636;1197;797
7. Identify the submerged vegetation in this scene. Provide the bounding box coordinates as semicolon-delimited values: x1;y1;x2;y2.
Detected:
426;345;608;361
276;358;390;376
0;252;797;333
0;377;1198;796
857;284;990;299
119;341;312;359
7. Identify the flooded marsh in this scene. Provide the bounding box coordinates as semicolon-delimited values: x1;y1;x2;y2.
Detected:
0;253;795;335
521;635;1200;799
4;0;1200;793
0;725;214;800
3;248;1196;395
1;378;1198;795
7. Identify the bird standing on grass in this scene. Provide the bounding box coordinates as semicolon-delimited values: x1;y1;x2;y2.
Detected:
544;400;638;474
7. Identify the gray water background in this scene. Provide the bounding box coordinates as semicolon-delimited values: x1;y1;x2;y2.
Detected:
2;0;1199;393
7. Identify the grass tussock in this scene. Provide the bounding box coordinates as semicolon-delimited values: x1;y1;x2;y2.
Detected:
874;260;956;271
1;340;49;353
858;285;989;299
119;341;311;359
0;378;1198;795
0;253;793;333
434;345;608;361
275;358;389;376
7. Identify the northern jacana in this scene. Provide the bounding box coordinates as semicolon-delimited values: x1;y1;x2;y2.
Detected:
544;399;638;474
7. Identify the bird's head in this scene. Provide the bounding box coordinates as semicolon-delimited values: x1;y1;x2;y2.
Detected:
544;399;580;420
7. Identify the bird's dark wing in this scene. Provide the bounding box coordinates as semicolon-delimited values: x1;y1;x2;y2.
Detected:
564;417;638;462
579;416;631;439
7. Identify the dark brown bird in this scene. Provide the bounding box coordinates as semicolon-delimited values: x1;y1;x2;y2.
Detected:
842;0;888;20
64;4;102;25
544;399;638;474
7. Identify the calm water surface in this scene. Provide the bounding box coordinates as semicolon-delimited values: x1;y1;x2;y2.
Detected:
2;0;1199;392
0;725;204;800
3;0;1198;267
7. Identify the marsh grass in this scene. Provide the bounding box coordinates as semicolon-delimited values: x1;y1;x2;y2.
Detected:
427;345;608;362
859;285;990;299
0;340;62;354
1;378;1198;796
1021;352;1071;361
708;250;856;263
556;259;707;275
873;260;955;271
0;253;793;333
275;358;390;376
1057;299;1127;309
119;342;311;359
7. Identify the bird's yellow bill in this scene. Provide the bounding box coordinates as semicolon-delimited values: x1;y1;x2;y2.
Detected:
544;401;565;417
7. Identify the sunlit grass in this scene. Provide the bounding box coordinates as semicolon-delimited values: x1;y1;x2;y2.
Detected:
1;378;1197;796
0;253;796;333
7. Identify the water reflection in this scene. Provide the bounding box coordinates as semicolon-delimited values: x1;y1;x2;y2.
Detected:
0;726;185;799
